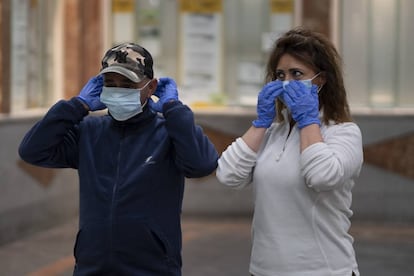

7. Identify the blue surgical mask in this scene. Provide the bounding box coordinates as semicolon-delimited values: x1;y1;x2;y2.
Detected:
282;72;321;92
100;81;150;121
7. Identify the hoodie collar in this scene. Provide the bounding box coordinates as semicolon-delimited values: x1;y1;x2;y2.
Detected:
109;106;157;128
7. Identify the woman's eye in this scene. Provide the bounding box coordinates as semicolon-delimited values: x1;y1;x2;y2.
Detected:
292;70;303;79
276;72;285;80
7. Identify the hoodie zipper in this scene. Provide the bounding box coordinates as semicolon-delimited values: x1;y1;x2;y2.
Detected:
109;128;124;266
275;124;295;162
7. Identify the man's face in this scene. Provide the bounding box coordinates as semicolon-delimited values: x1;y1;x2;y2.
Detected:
103;72;155;104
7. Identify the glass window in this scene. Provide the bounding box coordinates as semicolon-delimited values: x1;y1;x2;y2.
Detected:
223;0;297;106
341;0;414;110
397;0;414;107
223;0;330;106
2;0;104;115
9;0;59;113
225;0;269;106
108;0;174;78
10;0;405;114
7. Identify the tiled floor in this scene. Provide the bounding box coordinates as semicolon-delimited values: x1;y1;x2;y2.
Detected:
1;216;414;276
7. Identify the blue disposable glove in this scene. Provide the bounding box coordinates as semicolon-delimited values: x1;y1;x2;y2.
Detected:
282;80;320;129
149;77;179;113
77;75;106;111
252;80;284;128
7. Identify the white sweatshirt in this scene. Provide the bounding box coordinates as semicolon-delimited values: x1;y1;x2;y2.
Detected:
216;120;363;276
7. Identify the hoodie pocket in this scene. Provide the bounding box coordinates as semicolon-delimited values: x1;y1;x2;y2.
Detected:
74;223;109;265
113;220;173;270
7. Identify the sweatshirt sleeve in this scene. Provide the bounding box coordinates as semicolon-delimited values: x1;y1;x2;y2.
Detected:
18;97;89;169
300;122;363;192
162;100;219;178
216;137;257;189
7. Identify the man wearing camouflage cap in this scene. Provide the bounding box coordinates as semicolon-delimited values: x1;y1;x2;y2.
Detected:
19;42;219;275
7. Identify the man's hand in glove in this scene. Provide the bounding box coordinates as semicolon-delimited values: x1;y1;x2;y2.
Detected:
77;75;106;111
149;77;179;113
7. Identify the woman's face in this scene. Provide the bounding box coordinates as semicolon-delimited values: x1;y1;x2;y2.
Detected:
275;53;320;83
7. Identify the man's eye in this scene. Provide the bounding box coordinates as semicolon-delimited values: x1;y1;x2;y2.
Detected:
104;80;116;86
123;84;136;89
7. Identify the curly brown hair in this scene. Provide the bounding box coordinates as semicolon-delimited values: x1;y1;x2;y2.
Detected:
265;27;352;124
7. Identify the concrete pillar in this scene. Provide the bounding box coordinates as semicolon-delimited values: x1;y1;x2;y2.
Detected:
64;0;103;99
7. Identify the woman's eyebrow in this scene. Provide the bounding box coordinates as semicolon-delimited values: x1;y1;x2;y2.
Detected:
288;68;303;72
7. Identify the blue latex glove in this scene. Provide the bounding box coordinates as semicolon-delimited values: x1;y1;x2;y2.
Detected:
282;80;320;129
149;77;179;113
252;80;284;128
77;75;106;111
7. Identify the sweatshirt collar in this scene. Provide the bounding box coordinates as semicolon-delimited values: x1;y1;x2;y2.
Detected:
109;106;156;128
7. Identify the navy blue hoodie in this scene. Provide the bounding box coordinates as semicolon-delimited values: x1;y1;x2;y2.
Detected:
19;98;218;275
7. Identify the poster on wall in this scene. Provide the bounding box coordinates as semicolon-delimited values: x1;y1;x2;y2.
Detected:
178;0;223;106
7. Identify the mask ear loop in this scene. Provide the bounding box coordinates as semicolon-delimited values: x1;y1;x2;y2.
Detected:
311;72;324;93
139;80;153;107
310;72;321;81
317;83;324;94
138;80;152;90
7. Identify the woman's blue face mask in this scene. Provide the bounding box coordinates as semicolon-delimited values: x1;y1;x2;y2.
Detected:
282;72;321;92
278;73;323;108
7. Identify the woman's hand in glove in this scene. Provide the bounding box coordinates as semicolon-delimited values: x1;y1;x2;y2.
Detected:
282;81;320;129
252;81;284;128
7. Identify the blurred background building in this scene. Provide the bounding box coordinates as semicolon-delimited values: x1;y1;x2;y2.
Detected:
1;0;414;245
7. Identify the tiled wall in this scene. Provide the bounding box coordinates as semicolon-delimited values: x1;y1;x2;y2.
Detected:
1;112;414;245
192;112;414;223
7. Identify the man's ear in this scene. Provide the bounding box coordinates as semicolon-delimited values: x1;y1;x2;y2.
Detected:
147;78;158;97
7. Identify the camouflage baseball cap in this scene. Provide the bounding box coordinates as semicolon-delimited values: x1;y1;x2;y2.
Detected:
100;42;154;83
